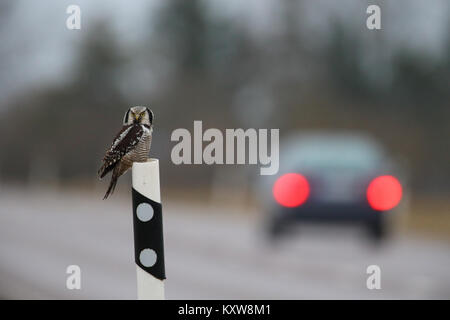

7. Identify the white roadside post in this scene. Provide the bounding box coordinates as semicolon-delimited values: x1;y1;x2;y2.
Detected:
131;158;165;300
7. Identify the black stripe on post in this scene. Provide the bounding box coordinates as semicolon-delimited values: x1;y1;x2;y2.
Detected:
132;188;166;280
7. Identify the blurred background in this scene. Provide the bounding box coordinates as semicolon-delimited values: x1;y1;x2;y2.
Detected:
0;0;449;299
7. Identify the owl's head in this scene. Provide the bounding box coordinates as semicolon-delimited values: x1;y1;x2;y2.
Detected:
123;106;154;126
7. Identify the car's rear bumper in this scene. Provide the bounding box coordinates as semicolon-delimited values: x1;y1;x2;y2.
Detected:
274;202;384;223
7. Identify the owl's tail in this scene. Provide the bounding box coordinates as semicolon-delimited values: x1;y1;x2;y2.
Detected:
103;170;119;200
98;162;112;179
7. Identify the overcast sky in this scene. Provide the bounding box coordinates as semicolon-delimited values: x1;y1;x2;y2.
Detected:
1;0;448;106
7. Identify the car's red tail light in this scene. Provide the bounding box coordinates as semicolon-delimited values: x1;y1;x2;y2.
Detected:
273;173;310;207
366;175;402;211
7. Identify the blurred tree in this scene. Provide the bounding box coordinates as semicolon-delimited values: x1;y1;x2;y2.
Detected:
324;20;371;100
150;0;262;129
153;0;210;74
0;0;17;103
0;20;127;183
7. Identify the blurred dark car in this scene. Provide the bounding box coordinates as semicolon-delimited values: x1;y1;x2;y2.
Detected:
261;131;406;242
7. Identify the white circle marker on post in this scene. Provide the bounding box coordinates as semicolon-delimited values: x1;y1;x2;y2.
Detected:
132;158;165;300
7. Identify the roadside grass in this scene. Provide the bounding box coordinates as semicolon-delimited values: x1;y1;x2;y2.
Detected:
405;197;450;242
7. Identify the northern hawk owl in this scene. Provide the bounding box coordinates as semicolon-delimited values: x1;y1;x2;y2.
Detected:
98;106;154;199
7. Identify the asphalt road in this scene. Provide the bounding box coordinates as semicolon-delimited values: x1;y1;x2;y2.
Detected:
0;189;449;299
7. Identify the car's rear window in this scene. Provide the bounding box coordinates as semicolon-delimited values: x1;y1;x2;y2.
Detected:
283;136;384;172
